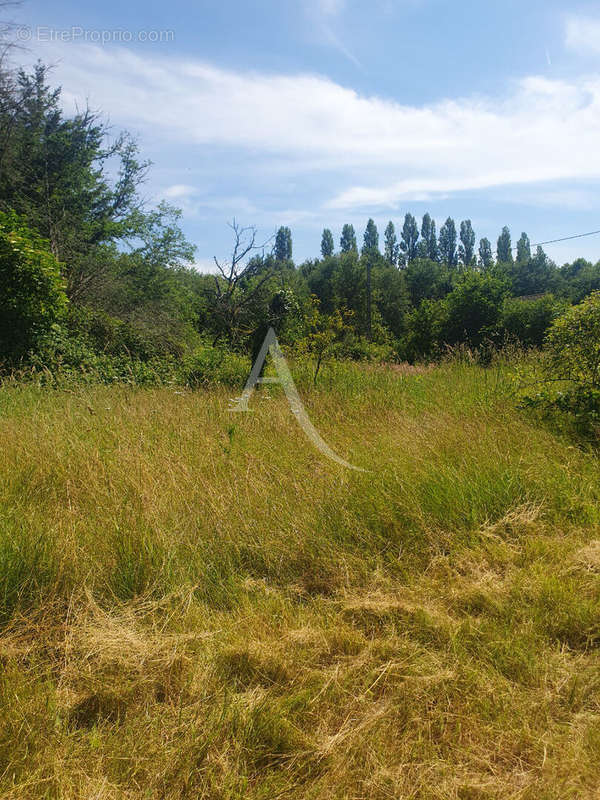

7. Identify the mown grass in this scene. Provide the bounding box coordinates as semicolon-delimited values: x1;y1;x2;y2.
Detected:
0;357;599;798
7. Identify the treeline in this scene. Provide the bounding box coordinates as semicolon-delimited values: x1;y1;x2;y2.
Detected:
1;63;600;381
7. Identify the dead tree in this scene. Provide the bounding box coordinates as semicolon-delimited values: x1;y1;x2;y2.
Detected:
210;219;274;345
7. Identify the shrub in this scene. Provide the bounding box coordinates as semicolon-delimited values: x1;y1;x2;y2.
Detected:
501;295;567;348
522;292;600;433
439;272;508;349
182;345;251;388
544;292;600;388
0;211;67;364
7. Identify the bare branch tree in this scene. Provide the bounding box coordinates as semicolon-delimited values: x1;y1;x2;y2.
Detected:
209;219;275;345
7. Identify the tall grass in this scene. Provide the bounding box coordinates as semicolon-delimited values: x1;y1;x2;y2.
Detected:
0;358;599;797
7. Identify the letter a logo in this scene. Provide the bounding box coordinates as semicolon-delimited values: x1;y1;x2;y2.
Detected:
231;328;365;471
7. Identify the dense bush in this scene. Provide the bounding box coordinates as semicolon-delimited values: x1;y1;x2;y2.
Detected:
522;293;600;433
440;272;508;348
501;295;567;348
0;211;67;364
182;345;251;388
544;292;600;389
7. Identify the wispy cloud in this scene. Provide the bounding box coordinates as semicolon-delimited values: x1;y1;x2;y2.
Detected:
565;15;600;55
37;44;600;212
305;0;361;67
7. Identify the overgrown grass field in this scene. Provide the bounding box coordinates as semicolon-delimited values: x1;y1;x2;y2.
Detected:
0;359;599;798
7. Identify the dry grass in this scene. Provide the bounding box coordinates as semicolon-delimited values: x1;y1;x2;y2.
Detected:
0;359;599;798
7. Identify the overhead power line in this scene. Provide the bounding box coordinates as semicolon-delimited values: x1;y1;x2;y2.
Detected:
511;229;600;252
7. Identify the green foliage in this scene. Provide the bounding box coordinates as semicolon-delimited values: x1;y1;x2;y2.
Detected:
274;226;292;262
497;225;513;264
181;345;251;389
402;272;509;360
440;271;509;348
297;299;355;383
438;217;458;267
459;219;476;267
501;295;566;348
516;232;532;264
544;293;600;391
404;258;452;306
1;55;600;383
399;213;419;265
523;293;600;433
402;299;444;362
0;65;156;301
559;258;600;304
498;246;556;297
419;213;438;261
0;210;67;364
362;218;379;255
320;228;334;258
339;223;357;254
383;220;398;265
478;237;494;269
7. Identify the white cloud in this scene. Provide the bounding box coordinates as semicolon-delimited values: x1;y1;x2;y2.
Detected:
163;184;197;199
565;15;600;55
36;44;600;211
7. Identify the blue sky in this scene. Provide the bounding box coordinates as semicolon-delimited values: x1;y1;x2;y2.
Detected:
15;0;600;267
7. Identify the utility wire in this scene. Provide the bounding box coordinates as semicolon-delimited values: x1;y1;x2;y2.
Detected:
511;229;600;252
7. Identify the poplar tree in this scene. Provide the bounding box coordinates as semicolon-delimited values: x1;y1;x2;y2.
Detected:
438;217;458;267
362;218;379;254
478;237;494;269
274;226;293;261
384;220;398;265
497;226;513;263
516;232;531;264
321;228;334;258
459;219;476;267
340;223;357;253
399;213;419;265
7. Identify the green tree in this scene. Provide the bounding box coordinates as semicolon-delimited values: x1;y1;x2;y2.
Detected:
438;217;458;267
399;213;419;265
361;219;379;339
274;226;293;262
362;218;379;255
403;299;444;362
478;237;494;269
373;259;410;338
299;298;354;385
440;271;508;348
320;228;334;258
0;211;67;363
404;258;452;306
340;224;357;253
533;292;600;429
497;226;513;263
560;259;600;304
500;245;556;297
501;295;566;348
516;232;531;264
384;220;398;266
418;213;438;261
545;293;600;388
0;64;157;301
459;219;476;267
